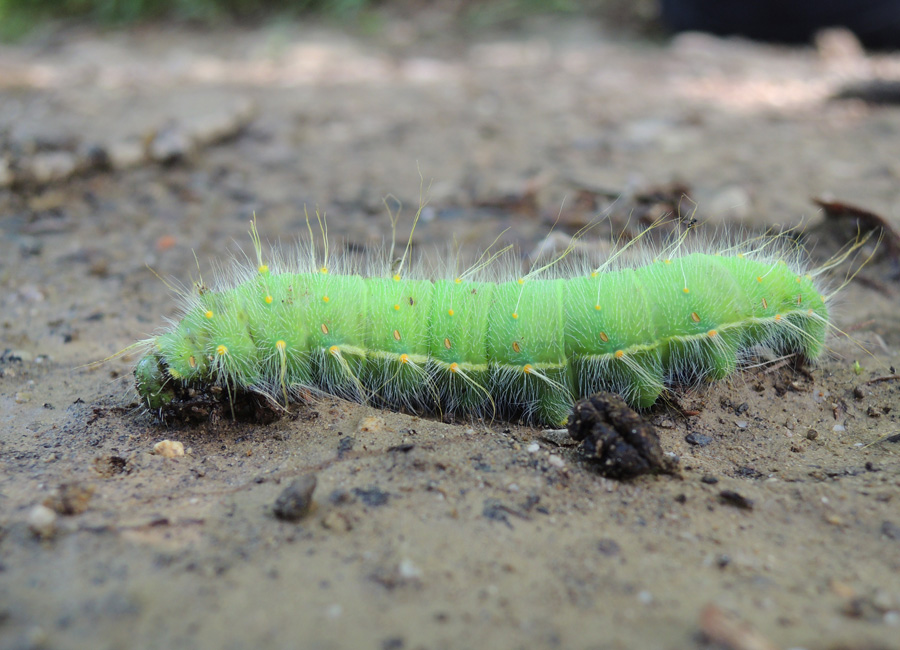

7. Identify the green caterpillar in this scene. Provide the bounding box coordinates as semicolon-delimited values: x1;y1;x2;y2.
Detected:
134;219;838;427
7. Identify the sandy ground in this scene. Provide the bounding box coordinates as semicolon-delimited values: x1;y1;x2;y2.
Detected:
1;13;899;650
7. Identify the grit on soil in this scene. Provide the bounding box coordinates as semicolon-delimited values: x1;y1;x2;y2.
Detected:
1;15;899;650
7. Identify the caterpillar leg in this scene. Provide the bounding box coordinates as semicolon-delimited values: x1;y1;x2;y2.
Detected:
573;350;665;409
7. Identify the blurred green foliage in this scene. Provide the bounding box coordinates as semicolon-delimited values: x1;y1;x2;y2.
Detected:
0;0;374;39
0;0;660;41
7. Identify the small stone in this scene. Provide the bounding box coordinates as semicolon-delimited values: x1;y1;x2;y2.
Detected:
806;429;819;440
273;474;317;522
701;475;719;484
830;580;856;598
735;420;749;429
152;440;185;458
0;158;13;187
15;391;33;404
43;482;94;515
685;433;713;447
880;521;900;540
547;454;565;468
357;416;385;433
540;428;577;446
398;559;421;580
28;504;58;538
352;486;390;507
526;442;540;453
27;151;78;184
718;490;754;510
107;140;146;170
10;349;34;363
597;538;621;556
322;511;352;533
149;128;194;163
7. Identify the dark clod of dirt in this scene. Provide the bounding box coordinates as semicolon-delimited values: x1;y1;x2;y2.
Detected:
718;490;754;510
685;433;713;447
352;486;390;507
273;474;317;522
701;475;719;484
156;383;282;425
568;392;678;479
43;482;95;515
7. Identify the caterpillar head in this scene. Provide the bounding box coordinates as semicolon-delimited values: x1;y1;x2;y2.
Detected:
135;353;176;410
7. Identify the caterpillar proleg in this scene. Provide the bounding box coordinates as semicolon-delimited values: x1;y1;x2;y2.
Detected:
132;213;859;427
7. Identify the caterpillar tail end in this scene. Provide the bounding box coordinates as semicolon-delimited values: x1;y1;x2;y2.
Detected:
135;354;176;410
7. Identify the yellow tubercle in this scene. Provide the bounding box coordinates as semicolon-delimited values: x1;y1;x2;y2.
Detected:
276;340;286;351
265;295;273;304
614;350;624;359
448;309;455;316
258;264;269;274
323;295;330;302
523;364;533;374
216;344;228;356
400;353;409;364
204;310;214;319
449;362;459;373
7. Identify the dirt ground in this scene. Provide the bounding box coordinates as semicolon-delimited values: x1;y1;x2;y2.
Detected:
1;12;899;650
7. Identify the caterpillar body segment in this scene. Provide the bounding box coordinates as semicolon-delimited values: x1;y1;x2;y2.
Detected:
135;235;830;427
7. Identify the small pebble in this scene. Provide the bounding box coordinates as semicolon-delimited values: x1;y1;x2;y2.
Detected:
685;433;713;447
526;442;540;453
718;490;754;510
43;482;94;515
322;511;352;532
152;440;185;458
881;520;900;541
735;420;749;429
806;429;819;440
398;559;421;580
28;504;58;538
833;424;846;432
274;474;317;522
15;391;33;404
547;454;565;468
